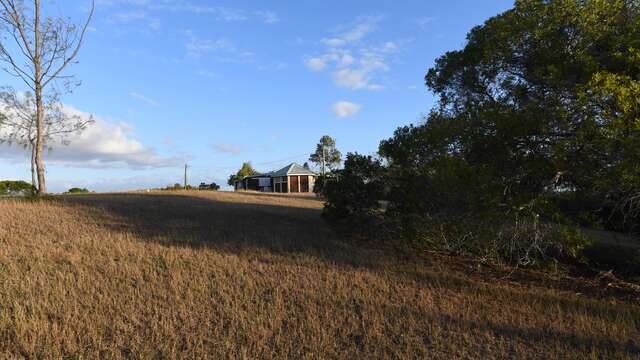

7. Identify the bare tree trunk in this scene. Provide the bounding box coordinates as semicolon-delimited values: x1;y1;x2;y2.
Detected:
33;0;46;195
34;87;46;194
0;1;94;194
30;139;37;195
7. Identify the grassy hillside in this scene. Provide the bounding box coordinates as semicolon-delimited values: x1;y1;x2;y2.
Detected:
0;191;639;359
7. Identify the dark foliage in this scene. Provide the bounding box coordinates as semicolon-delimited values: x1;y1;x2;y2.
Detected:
199;182;220;191
66;187;90;194
321;154;386;224
0;180;32;196
320;0;640;269
227;162;259;186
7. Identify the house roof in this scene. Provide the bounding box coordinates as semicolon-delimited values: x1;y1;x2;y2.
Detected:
270;163;317;177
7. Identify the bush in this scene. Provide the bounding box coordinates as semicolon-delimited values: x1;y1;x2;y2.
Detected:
161;183;184;191
0;180;33;196
198;182;220;191
582;244;640;279
321;154;386;224
319;152;593;268
66;187;90;194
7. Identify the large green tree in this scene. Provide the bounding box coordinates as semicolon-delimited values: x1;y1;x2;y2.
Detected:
309;135;342;175
227;162;260;186
322;0;640;264
380;0;640;229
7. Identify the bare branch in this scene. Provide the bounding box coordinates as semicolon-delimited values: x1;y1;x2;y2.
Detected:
42;0;94;87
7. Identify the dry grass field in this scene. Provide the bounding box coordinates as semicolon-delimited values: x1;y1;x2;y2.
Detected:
0;191;639;359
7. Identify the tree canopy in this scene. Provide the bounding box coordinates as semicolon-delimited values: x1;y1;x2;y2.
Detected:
320;0;640;266
309;135;342;174
0;180;32;196
227;162;260;186
381;0;640;228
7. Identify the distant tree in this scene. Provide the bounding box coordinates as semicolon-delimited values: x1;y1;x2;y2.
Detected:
66;187;89;194
309;135;342;175
0;180;32;196
199;182;220;191
160;183;184;191
0;0;95;194
227;162;259;186
0;88;93;194
303;162;310;170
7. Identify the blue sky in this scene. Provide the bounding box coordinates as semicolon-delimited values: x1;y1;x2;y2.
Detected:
0;0;514;191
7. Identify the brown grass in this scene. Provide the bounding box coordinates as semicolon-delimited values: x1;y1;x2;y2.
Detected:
0;191;639;359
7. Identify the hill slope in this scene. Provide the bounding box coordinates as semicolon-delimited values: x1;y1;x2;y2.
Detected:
0;192;638;359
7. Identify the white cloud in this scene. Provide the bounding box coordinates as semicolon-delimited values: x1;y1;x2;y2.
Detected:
0;105;180;169
255;10;280;24
305;16;399;91
130;92;160;107
322;16;382;47
212;143;243;156
305;57;328;71
331;101;362;118
333;69;378;90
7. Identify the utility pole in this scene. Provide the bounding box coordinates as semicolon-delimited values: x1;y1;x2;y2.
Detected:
184;163;188;190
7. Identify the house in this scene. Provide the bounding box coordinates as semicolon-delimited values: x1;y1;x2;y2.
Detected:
234;163;318;193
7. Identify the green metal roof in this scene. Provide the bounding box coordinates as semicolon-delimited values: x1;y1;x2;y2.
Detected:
269;163;317;177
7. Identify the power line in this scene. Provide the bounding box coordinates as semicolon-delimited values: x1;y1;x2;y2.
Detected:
188;153;310;172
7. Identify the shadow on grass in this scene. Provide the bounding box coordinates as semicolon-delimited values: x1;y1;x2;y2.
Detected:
58;193;382;270
435;311;640;357
232;190;324;202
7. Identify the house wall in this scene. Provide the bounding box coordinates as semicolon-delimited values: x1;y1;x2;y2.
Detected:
238;174;317;193
273;176;288;193
309;176;316;192
235;177;273;192
287;175;316;193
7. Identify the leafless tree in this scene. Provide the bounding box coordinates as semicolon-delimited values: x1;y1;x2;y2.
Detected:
0;0;94;194
0;87;93;193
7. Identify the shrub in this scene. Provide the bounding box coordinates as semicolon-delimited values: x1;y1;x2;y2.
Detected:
66;187;90;194
0;180;33;196
319;152;593;267
321;153;386;225
161;183;184;191
199;182;220;191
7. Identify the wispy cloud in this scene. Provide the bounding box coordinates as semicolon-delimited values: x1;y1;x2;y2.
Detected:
416;16;435;31
109;10;161;31
254;10;280;24
212;143;243;156
305;16;400;91
130;92;160;107
257;62;288;71
99;0;280;24
332;101;362;118
184;31;254;63
196;70;218;79
321;15;382;47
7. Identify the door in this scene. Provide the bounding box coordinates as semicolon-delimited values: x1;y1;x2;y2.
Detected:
290;176;299;193
300;176;309;192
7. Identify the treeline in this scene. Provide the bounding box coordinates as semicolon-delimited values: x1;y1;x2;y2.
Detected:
320;0;640;270
160;183;221;191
